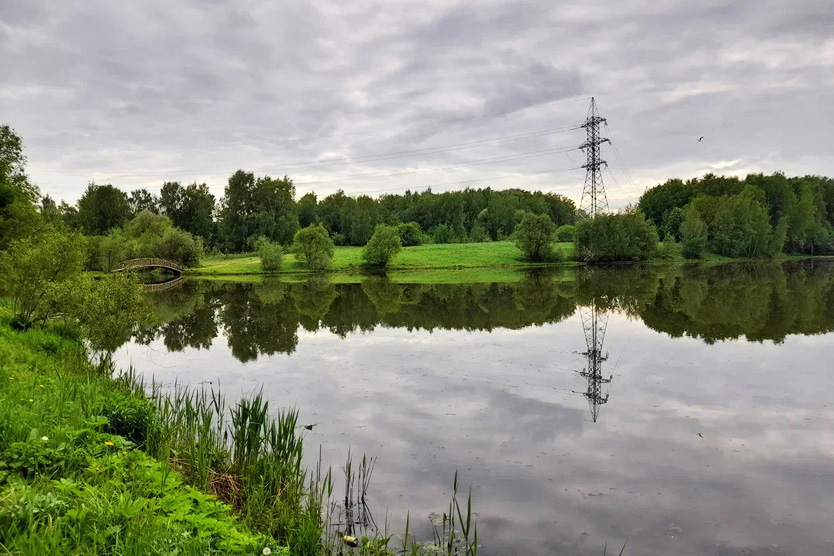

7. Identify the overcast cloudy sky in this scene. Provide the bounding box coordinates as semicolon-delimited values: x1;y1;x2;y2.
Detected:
2;0;833;207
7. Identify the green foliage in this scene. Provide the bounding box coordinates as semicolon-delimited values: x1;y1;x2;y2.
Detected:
657;233;679;260
680;205;708;259
256;238;284;273
159;182;216;245
468;225;489;243
77;183;132;235
292;223;334;270
219;172;297;252
0;230;87;326
0;181;39;251
662;207;685;240
128;188;159;216
711;186;774;258
431;223;458;244
362;225;403;268
397;221;424;246
514;212;557;262
574;212;659;262
555;224;576;242
99;393;156;447
0;124;38;202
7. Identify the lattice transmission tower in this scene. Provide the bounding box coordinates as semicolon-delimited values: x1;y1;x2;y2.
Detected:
578;301;611;422
578;97;611;218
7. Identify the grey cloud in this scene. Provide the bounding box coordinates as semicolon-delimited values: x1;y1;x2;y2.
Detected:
1;0;832;203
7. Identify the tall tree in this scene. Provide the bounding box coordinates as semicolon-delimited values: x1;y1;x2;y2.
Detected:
77;182;131;235
0;124;39;202
128;188;159;216
219;170;256;251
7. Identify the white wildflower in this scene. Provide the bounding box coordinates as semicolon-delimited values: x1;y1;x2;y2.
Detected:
263;548;272;556
41;436;48;442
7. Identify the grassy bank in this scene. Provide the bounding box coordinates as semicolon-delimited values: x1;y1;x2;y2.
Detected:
0;311;292;554
189;241;577;277
0;307;479;556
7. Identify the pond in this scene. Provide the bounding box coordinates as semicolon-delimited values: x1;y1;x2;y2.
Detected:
115;261;834;556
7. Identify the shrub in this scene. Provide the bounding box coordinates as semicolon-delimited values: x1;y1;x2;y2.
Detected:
256;238;284;273
514;212;557;262
292;224;334;270
469;225;490;243
573;212;659;262
362;225;402;268
396;222;423;246
658;233;679;260
431;224;456;244
556;224;576;242
100;393;156;447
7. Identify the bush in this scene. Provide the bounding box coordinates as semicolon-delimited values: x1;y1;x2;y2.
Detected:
573;212;659;262
514;212;557;262
556;224;576;242
362;225;402;268
256;238;284;273
292;224;334;270
658;233;679;260
100;393;156;448
396;222;423;246
431;224;457;244
468;225;490;243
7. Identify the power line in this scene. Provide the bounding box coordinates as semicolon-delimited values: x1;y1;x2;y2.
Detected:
292;145;581;186
44;124;583;179
31;95;593;153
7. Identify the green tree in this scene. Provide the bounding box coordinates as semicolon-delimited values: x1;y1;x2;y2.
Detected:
77;182;131;235
122;211;202;267
0;230;87;326
556;224;576;242
680;205;708;259
128;188;159;216
256;237;284;273
574;212;659;262
292;223;334;270
662;207;685;240
218;170;256;251
397;221;423;246
362;225;402;268
711;186;773;257
0;180;39;250
252;175;298;245
514;212;557;261
0;124;39;202
297;192;318;228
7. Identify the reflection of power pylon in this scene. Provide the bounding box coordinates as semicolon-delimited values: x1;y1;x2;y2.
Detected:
577;302;611;422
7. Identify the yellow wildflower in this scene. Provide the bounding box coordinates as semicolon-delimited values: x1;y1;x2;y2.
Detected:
122;451;127;456
104;440;114;447
39;384;45;388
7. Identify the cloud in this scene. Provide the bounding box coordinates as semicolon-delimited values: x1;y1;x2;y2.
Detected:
2;0;832;208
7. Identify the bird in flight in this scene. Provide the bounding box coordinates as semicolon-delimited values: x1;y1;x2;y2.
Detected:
698;136;704;142
304;423;318;430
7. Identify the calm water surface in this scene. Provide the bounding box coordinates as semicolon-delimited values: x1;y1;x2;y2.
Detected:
116;262;834;556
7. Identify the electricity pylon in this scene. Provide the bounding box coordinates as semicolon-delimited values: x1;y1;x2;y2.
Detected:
578;97;610;218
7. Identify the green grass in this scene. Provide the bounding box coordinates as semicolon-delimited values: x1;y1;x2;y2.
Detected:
0;307;481;555
192;241;577;278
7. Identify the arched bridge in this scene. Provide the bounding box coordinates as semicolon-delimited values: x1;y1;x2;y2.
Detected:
115;258;183;275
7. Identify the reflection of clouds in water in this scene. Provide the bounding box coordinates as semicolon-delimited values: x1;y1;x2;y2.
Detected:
115;302;834;556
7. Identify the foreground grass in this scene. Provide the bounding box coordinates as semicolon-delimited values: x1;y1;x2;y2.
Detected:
191;241;577;277
0;311;302;555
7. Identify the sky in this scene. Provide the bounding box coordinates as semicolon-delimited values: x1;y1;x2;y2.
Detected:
2;0;833;208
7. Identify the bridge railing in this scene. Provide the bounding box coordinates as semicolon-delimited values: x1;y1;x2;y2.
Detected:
116;258;183;272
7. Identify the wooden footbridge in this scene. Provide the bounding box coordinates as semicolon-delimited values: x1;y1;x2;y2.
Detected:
115;258;183;275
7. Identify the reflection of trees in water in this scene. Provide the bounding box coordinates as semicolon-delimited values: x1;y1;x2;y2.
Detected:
132;261;834;361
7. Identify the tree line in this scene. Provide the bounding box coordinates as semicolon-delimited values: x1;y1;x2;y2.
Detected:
637;172;834;258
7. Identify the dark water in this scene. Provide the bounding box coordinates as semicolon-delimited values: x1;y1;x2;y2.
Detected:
115;262;834;556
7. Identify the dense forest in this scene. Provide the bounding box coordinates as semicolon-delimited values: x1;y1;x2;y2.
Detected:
637;172;834;257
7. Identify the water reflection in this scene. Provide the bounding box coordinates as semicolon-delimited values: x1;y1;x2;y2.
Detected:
135;261;834;362
577;302;612;422
118;260;834;556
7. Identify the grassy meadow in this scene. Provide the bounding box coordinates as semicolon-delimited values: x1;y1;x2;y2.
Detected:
191;241;577;278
